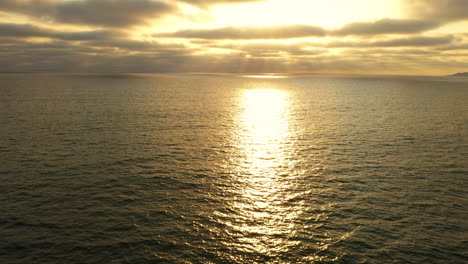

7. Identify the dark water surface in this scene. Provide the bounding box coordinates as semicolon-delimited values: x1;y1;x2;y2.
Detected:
1;73;467;263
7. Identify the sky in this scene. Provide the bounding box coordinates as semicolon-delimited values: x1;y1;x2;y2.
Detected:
0;0;467;75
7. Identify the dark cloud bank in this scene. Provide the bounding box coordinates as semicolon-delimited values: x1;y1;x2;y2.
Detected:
0;0;175;27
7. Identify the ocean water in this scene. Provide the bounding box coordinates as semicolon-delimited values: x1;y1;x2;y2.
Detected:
0;73;467;263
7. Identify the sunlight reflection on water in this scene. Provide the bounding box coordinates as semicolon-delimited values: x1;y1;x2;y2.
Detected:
228;88;305;257
240;89;290;172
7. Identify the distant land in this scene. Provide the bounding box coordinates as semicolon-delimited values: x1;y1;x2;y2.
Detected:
450;72;468;76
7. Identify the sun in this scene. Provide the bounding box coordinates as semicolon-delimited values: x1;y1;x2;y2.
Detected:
210;0;398;29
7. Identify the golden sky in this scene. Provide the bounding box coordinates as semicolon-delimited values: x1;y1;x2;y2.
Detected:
0;0;467;75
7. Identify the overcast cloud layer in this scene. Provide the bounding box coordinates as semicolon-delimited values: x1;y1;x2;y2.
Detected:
0;0;467;75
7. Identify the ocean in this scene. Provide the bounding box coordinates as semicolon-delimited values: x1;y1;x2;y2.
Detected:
1;73;467;263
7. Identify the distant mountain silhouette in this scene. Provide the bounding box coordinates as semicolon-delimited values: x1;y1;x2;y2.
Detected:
450;72;468;76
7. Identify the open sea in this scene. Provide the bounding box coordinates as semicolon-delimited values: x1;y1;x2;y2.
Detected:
0;73;467;263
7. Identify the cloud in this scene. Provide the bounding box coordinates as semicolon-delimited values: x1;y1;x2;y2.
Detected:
0;37;192;72
0;23;115;41
178;0;265;6
404;0;468;22
437;43;468;51
0;22;187;54
159;24;326;39
54;0;174;27
161;19;441;40
0;23;50;38
0;0;175;27
85;39;185;52
369;35;454;47
251;35;454;50
0;23;188;57
54;31;115;41
332;19;441;36
214;38;457;58
341;48;441;55
325;35;454;48
1;36;467;75
214;41;325;56
0;0;467;75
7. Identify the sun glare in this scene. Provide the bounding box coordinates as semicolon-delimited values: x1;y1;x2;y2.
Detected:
211;0;398;29
242;89;289;140
244;75;287;79
238;88;291;179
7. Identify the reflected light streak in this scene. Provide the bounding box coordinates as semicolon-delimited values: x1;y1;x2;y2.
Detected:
241;89;290;175
229;88;302;256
